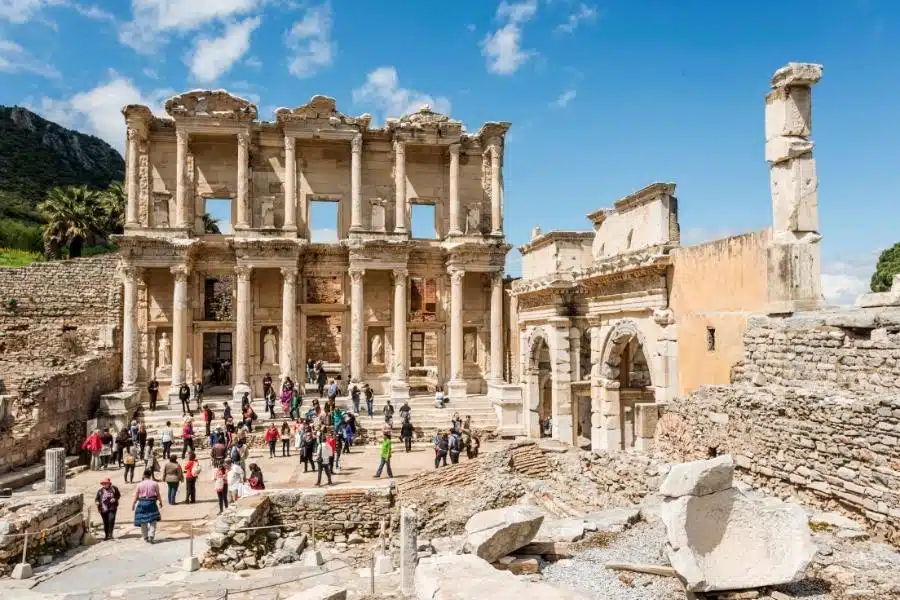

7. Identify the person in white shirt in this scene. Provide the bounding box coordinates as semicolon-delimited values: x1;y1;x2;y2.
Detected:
434;386;445;409
226;459;244;503
160;421;174;459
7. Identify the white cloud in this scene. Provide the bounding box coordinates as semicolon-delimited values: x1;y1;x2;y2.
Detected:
27;73;173;152
119;0;261;53
74;4;116;22
821;252;879;306
353;67;451;121
0;40;60;78
285;2;334;78
142;67;158;79
555;3;597;34
188;16;261;83
0;0;64;24
552;89;576;108
481;0;537;75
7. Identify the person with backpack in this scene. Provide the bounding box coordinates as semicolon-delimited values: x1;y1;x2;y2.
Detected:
448;430;461;464
160;421;174;459
434;432;448;469
364;384;374;417
315;431;334;486
400;417;414;453
350;384;361;413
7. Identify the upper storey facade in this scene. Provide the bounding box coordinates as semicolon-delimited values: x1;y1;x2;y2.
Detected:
120;90;511;242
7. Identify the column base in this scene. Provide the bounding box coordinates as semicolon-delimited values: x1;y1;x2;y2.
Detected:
491;229;503;237
447;228;463;236
281;223;298;233
166;391;181;409
390;381;410;402
349;224;363;232
447;379;467;402
232;382;252;402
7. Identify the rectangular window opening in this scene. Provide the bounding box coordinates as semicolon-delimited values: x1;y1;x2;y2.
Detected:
204;198;232;234
310;199;339;243
706;327;716;351
411;202;438;239
410;332;425;367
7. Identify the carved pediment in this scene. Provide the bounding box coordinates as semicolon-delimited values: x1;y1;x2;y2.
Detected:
165;90;258;121
387;105;463;136
275;95;371;130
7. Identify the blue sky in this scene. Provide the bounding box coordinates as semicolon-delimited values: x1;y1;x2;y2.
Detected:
1;1;897;303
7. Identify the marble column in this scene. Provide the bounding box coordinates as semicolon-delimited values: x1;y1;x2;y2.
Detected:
350;134;363;232
234;265;252;399
447;267;466;400
349;267;365;382
283;136;297;232
394;140;407;233
122;266;140;389
490;144;502;234
391;268;409;399
125;127;140;228
236;131;250;229
280;267;297;383
490;271;503;382
448;143;461;235
170;265;189;388
175;129;188;228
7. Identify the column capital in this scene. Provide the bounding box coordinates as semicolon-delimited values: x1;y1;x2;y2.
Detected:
127;127;141;142
392;267;408;281
393;139;406;156
175;128;188;145
491;269;504;282
448;266;465;284
235;265;253;280
349;267;365;283
237;130;251;149
121;264;144;282
351;133;363;154
280;266;298;282
285;135;296;151
170;264;190;281
449;143;460;156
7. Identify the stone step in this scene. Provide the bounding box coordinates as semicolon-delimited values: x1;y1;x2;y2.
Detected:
2;455;81;491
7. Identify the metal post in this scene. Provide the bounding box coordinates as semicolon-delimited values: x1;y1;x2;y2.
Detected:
189;524;194;557
311;519;316;550
369;554;375;594
21;532;28;564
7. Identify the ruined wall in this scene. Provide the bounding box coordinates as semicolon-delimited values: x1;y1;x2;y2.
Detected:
659;310;900;545
0;493;84;575
306;315;342;364
669;230;770;395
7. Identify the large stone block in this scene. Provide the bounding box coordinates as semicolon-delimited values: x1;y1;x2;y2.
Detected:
765;87;812;140
660;455;734;498
661;488;816;592
766;240;822;312
463;505;544;564
770;154;818;233
771;62;823;89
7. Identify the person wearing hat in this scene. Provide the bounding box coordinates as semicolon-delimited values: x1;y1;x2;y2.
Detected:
95;477;121;540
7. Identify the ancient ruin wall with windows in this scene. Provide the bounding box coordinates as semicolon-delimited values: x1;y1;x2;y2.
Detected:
116;91;510;404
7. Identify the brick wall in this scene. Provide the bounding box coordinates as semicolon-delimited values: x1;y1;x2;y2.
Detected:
0;493;84;575
305;276;342;304
305;315;342;363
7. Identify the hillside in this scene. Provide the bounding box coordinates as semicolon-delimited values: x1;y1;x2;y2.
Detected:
0;106;124;251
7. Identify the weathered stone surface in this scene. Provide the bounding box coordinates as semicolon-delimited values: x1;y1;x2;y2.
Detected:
582;506;641;534
463;505;544;563
659;455;734;498
533;518;586;543
431;535;464;555
285;585;346;600
494;555;540;575
810;512;865;532
661;488;817;592
415;554;588;600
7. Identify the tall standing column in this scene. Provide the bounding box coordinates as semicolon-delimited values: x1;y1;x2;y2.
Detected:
283;136;297;232
234;265;252;399
125;127;140;228
350;134;363;232
490;143;502;234
280;267;297;384
394;140;407;233
447;267;466;401
349;268;365;382
122;266;140;389
448;143;461;235
170;265;189;389
490;271;503;382
236;131;250;230
175;129;188;228
391;268;409;399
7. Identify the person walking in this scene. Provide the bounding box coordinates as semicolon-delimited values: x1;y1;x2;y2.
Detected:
227;458;244;503
184;452;200;504
123;441;139;483
213;462;228;514
264;423;280;459
350;384;361;414
160;421;174;459
211;432;227;468
193;380;204;413
326;379;339;404
400;417;414;453
181;419;195;459
280;421;291;456
202;404;214;440
364;384;374;417
302;428;317;473
132;470;163;543
99;428;113;470
315;432;334;486
179;382;192;416
290;388;301;420
95;477;121;540
316;367;327;398
448;430;461;464
115;428;130;467
137;424;148;460
147;378;159;411
223;401;232;423
434;431;448;468
163;456;184;505
399;400;411;422
374;433;394;479
265;390;276;420
383;399;395;427
82;430;102;471
262;373;273;401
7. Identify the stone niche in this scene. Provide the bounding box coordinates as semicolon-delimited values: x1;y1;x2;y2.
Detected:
367;326;386;370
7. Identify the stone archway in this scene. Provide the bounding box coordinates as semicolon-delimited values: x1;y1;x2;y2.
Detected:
523;327;553;439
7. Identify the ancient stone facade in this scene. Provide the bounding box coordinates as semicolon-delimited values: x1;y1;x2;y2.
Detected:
118;91;510;402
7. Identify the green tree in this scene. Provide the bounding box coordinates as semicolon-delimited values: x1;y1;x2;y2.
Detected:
99;181;126;235
38;185;102;259
871;243;900;292
202;212;221;234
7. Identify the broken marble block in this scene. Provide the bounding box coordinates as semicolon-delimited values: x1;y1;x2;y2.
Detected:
463;505;544;564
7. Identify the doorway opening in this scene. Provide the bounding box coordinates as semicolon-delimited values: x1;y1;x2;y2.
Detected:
203;332;233;386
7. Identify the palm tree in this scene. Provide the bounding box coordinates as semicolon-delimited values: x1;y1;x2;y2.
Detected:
99;181;126;236
39;186;102;259
202;212;221;234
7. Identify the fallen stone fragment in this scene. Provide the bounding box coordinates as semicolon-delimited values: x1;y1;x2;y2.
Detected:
430;535;464;555
809;511;864;531
533;518;586;543
285;585;347;600
659;455;734;498
836;529;869;541
494;555;541;575
582;506;641;534
463;505;544;563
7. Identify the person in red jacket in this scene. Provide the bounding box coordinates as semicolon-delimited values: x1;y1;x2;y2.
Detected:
264;424;280;459
82;430;103;470
181;419;195;459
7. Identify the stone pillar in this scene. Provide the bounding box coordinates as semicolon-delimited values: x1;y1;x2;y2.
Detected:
589;323;604;453
121;266;140;389
234;265;252;400
490;143;502;234
391;268;409;399
548;317;573;444
447;267;466;400
170;265;189;389
174;129;188;228
45;447;66;494
236;131;250;230
599;379;622;451
394;139;407;233
765;62;824;313
490;271;503;382
125;127;140;228
448;143;461;235
283;136;297;232
349;267;365;382
400;505;418;596
280;267;297;384
350;134;363;232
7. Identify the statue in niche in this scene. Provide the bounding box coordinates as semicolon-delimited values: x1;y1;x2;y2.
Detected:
157;332;171;368
261;197;275;228
465;205;481;235
463;331;477;363
152;195;170;227
263;328;278;365
370;198;386;231
370;333;384;365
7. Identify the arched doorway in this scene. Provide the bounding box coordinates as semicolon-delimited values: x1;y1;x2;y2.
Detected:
535;338;552;437
524;329;553;439
599;320;656;450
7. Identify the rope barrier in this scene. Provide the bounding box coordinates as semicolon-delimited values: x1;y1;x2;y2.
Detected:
0;512;85;541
